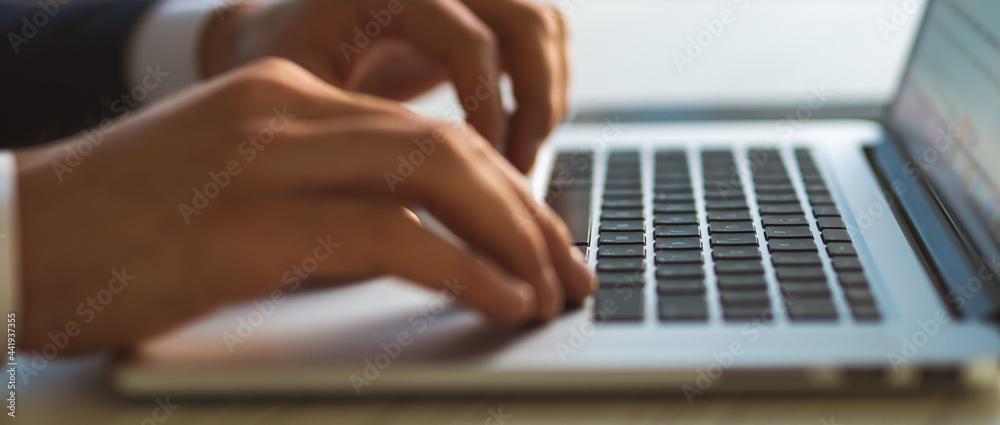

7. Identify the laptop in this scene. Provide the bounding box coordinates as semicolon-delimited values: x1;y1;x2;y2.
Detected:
114;0;1000;397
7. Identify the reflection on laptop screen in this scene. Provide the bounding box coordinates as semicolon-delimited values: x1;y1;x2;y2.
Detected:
891;0;1000;237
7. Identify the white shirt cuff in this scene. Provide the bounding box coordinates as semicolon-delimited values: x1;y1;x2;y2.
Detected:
0;152;20;319
127;0;220;104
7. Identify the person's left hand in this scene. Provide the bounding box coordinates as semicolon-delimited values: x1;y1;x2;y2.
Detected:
201;0;570;172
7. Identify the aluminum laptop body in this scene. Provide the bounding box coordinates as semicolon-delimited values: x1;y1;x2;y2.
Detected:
113;0;1000;397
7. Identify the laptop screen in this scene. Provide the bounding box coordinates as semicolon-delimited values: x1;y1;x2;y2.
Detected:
890;0;1000;241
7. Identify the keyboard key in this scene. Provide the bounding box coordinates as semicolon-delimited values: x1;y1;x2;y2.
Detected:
653;192;695;202
826;242;857;256
654;213;698;224
597;257;645;271
656;250;703;263
759;204;803;214
603;189;642;199
602;209;643;220
838;272;869;288
821;229;852;243
654;224;700;237
780;282;832;297
717;274;767;290
599;232;645;245
598;271;644;288
786;299;838;321
595;289;644;321
706;200;748;210
765;226;813;239
658;296;708;321
817;217;846;229
719;290;771;307
844;288;876;305
600;220;643;231
709;221;755;233
657;279;706;294
715;260;765;274
804;183;829;194
769;239;817;252
812;205;840;216
655;238;703;250
761;214;808;226
754;184;795;194
712;246;762;259
771;252;822;266
656;265;705;278
602;199;643;209
547;188;592;245
604;179;641;188
711;233;758;246
851;304;881;322
708;210;753;221
756;193;799;203
775;267;827;281
831;256;863;271
723;306;773;321
654;183;694;192
808;194;835;205
654;203;696;213
703;187;744;199
598;245;645;257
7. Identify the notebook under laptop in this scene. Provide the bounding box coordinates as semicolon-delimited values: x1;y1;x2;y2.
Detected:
114;0;1000;397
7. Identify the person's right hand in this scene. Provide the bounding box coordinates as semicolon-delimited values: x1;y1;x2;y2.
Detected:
16;58;594;354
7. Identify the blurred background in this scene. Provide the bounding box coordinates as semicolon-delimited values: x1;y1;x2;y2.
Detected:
411;0;921;122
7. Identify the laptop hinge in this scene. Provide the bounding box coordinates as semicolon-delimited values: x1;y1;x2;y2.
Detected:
866;140;1000;322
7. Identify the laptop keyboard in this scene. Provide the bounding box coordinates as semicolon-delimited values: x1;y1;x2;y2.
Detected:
545;147;881;324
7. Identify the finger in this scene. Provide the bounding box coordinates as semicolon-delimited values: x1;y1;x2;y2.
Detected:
371;207;538;324
256;200;536;323
207;58;417;120
263;117;564;318
470;127;595;302
459;1;567;172
379;0;507;146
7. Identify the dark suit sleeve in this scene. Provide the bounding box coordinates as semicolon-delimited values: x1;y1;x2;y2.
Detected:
0;0;159;148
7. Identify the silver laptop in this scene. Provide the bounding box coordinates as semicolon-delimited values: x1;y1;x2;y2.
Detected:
114;0;1000;397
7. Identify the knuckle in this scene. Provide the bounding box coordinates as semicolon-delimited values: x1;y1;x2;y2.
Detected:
462;25;500;55
221;57;306;107
514;2;561;37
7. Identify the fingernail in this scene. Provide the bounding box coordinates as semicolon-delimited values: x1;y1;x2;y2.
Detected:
570;248;595;291
510;280;537;319
543;266;564;317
